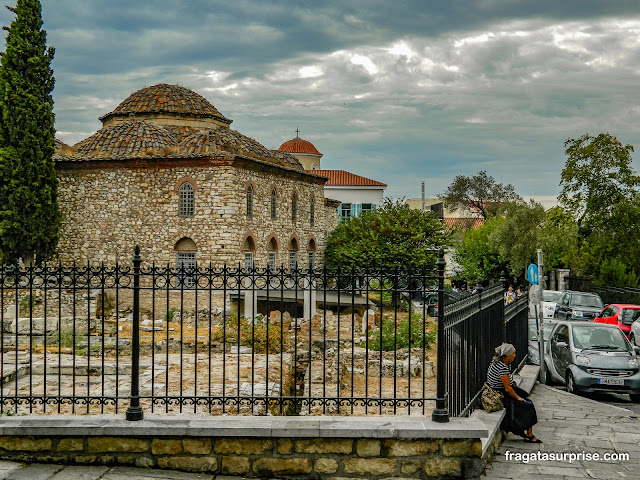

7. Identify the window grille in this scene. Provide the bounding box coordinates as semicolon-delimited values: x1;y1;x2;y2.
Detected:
176;252;196;287
310;197;315;225
271;189;277;220
289;251;297;271
246;185;254;218
178;183;195;217
244;251;254;271
268;252;277;272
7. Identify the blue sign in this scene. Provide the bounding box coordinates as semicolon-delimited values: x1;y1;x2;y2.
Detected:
527;264;539;284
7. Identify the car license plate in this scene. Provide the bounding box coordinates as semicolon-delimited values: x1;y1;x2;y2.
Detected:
597;378;624;386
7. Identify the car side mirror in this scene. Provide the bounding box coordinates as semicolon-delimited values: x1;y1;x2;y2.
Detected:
556;341;568;349
634;346;640;355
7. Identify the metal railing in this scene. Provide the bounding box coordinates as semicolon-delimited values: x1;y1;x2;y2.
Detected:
0;247;527;420
566;276;640;305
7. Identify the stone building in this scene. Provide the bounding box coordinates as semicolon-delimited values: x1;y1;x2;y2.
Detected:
54;84;339;269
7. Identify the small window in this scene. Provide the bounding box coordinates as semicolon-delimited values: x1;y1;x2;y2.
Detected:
311;163;319;170
340;203;351;220
246;185;254;218
292;193;298;223
289;251;297;271
176;252;196;287
308;251;315;270
178;183;195;217
310;197;315;226
270;189;277;220
244;252;254;271
361;203;374;213
268;252;277;272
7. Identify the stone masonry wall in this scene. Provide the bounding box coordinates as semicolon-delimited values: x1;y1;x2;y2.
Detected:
56;159;336;267
0;435;482;479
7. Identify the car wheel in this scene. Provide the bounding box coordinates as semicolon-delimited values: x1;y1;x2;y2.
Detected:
566;371;579;395
631;333;636;346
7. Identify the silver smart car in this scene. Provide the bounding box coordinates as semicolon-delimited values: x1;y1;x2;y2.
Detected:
544;320;640;401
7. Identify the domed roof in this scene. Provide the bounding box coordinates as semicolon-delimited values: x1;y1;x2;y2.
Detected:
99;84;232;125
74;121;179;157
179;128;303;170
278;134;322;156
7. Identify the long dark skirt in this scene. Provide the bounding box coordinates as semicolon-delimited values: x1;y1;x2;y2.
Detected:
497;385;537;436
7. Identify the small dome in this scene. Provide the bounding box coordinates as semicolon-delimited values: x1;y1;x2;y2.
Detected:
74;121;179;157
99;83;232;125
278;135;322;156
179;128;303;171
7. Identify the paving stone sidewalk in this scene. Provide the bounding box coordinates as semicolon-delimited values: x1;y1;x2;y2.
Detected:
0;462;261;480
482;383;640;480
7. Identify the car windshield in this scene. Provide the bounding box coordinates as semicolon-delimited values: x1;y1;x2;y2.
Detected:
572;326;629;351
543;291;562;302
571;294;604;308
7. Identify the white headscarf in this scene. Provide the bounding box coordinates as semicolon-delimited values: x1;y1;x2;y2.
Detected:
493;343;515;363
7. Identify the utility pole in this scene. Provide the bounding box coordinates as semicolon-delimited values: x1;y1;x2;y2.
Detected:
537;249;546;384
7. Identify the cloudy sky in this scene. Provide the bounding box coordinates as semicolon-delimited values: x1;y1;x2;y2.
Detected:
3;1;640;202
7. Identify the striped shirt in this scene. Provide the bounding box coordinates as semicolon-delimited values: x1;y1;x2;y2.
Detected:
486;360;513;390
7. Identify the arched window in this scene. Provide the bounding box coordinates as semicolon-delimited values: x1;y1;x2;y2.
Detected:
267;237;278;271
291;193;298;223
270;189;277;220
175;238;197;287
308;238;317;270
178;182;195;217
310;196;315;226
289;238;299;271
311;163;319;170
246;185;254;218
243;236;256;270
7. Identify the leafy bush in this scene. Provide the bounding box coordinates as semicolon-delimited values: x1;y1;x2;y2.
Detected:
363;314;435;352
211;313;291;354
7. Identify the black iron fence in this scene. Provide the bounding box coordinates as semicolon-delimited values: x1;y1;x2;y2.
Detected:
0;248;527;420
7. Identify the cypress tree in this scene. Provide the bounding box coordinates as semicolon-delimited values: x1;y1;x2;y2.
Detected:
0;0;60;265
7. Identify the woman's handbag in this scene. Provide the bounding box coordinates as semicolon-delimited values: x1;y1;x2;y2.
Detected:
481;383;504;412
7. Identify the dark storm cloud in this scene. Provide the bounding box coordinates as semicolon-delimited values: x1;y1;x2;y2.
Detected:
2;1;640;198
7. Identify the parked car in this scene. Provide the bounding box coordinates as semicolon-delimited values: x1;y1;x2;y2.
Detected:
527;317;559;365
542;290;563;318
627;313;640;346
419;289;465;317
544;320;640;401
554;291;604;321
594;304;640;339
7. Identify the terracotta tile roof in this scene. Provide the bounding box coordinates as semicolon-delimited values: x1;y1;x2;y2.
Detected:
179;128;303;171
278;136;322;156
313;170;386;187
443;217;485;230
99;84;232;125
73;121;179;157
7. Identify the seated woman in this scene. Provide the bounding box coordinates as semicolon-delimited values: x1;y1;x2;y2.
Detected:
486;343;541;443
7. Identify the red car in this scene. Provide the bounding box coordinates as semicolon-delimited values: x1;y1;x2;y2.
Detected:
594;304;640;338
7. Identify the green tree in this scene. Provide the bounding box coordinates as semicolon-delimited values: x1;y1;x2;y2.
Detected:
537;206;579;271
438;170;522;220
489;200;545;278
0;0;60;265
452;216;507;283
324;198;448;270
559;133;639;235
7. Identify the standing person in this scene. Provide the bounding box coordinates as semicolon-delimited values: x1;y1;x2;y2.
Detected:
516;287;523;298
504;285;516;305
486;343;541;443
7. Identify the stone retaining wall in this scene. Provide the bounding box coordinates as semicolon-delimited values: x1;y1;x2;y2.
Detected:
0;416;487;479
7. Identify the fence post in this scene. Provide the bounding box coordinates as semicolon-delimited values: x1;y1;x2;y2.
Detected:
432;248;449;423
500;271;507;340
126;245;144;421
